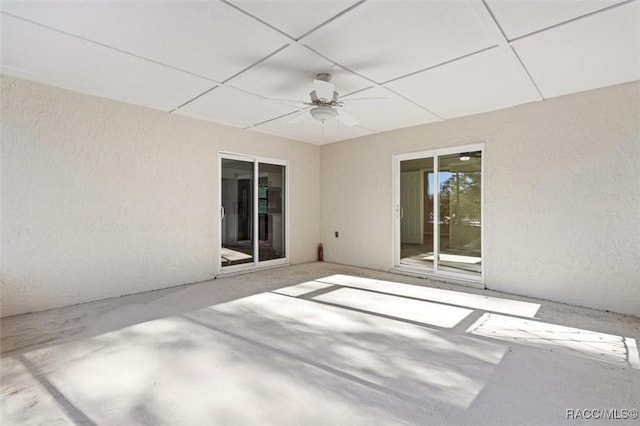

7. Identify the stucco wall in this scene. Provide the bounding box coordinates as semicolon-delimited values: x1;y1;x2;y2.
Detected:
2;75;638;317
1;75;320;317
320;81;640;316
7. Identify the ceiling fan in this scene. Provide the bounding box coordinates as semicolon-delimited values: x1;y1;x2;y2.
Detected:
265;73;381;127
459;151;482;161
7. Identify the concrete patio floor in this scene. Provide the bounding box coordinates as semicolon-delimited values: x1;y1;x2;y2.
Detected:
1;262;639;425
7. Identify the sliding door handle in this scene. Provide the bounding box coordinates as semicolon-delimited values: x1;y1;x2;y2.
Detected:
220;206;225;220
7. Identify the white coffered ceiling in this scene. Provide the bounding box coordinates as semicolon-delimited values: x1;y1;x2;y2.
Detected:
1;0;638;144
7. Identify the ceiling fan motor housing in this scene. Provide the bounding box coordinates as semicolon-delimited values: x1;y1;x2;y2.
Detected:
310;89;340;106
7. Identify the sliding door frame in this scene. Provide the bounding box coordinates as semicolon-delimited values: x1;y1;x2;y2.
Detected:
218;151;289;275
393;142;485;284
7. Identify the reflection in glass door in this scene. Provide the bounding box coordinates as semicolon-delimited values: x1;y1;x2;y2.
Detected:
221;158;254;267
258;163;285;262
437;152;482;276
400;157;433;270
395;145;483;281
220;154;287;271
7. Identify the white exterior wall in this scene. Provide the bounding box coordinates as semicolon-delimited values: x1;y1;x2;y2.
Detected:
2;76;638;318
1;75;320;317
320;81;640;316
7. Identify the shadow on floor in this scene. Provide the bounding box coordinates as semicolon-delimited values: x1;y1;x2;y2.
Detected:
2;263;639;425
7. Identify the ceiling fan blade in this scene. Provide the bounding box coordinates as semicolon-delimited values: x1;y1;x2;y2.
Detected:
314;79;335;102
259;97;311;109
342;96;388;102
288;110;311;124
338;110;359;127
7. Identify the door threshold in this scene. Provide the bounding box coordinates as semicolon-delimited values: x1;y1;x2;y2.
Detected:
217;262;290;278
390;266;485;289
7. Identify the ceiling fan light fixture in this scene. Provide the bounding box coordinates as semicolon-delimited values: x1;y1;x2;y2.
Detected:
310;106;338;122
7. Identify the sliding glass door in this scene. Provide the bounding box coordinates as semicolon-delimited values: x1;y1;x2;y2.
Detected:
395;144;483;282
220;153;287;272
258;162;286;263
437;152;482;276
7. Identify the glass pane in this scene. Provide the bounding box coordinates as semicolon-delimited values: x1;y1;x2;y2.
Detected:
221;158;254;267
437;151;482;276
399;157;434;269
258;163;285;261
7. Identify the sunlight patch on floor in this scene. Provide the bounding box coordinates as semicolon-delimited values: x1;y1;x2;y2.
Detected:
625;338;640;369
316;274;540;317
272;281;334;297
220;248;252;262
6;315;397;425
206;292;507;408
466;313;639;368
313;287;472;328
1;291;508;424
3;270;636;425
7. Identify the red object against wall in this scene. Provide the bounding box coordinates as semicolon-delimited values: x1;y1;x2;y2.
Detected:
317;244;323;262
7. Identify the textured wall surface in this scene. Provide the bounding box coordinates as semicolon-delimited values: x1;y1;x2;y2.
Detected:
2;75;639;317
321;81;640;316
1;75;320;317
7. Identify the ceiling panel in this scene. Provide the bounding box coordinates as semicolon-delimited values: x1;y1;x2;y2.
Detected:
1;1;637;145
253;112;374;144
229;0;360;39
386;47;540;119
175;86;298;128
341;87;441;132
512;1;640;99
0;0;289;82
486;0;626;40
0;14;214;111
302;0;497;83
230;43;372;102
